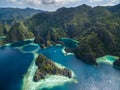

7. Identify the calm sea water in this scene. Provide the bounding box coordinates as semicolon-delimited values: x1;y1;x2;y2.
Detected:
0;46;34;90
0;40;120;90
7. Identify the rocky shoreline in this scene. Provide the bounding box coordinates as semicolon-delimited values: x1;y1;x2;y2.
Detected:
33;54;72;82
0;4;120;71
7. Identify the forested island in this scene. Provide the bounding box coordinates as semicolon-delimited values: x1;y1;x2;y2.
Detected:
34;54;72;82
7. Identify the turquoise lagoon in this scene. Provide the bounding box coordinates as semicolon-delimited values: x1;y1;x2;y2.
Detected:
0;39;120;90
97;55;119;65
60;38;78;49
0;36;6;39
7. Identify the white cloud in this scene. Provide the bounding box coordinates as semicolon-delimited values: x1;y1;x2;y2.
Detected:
3;0;80;5
24;0;42;5
1;0;119;5
0;0;120;11
102;0;120;6
90;0;103;3
4;0;17;3
33;0;79;5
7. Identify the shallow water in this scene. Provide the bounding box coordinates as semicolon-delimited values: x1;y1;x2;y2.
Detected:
37;46;120;90
0;41;120;90
96;55;119;65
23;45;38;51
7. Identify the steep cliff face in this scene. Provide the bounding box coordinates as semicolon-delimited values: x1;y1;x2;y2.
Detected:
0;24;8;36
33;54;72;82
73;29;119;65
33;25;66;48
27;4;120;65
0;24;8;45
1;4;120;66
6;22;34;43
0;8;43;44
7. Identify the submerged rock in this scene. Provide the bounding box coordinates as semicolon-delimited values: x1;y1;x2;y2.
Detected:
33;54;72;82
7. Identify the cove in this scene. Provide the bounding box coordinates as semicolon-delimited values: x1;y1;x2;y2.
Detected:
37;46;120;90
60;38;78;49
0;40;120;90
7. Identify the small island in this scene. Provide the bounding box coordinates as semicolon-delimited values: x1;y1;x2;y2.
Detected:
33;54;72;82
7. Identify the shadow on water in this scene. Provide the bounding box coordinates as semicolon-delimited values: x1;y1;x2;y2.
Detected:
10;40;32;47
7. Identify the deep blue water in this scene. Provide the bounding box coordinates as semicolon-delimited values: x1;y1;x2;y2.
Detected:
0;40;120;90
0;45;34;90
23;45;38;51
60;38;78;49
37;46;120;90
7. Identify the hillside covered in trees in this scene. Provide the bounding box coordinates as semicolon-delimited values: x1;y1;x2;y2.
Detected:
0;4;120;68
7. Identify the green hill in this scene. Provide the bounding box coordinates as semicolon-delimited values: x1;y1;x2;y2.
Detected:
1;4;120;69
0;7;43;20
27;4;120;67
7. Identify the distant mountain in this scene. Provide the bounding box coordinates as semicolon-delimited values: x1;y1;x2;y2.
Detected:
0;7;44;39
1;4;120;69
0;7;44;20
106;4;120;12
6;22;34;43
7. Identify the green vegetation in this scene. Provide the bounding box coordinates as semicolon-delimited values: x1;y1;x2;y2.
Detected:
34;54;72;82
6;22;34;43
0;4;120;67
0;24;8;36
26;4;120;65
0;8;43;20
0;7;43;44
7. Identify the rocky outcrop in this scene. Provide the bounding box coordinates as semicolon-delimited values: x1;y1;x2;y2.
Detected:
1;4;120;67
27;4;120;66
33;27;65;48
33;54;72;82
0;24;8;36
34;36;65;49
113;58;120;70
73;28;120;66
34;36;53;48
6;22;34;43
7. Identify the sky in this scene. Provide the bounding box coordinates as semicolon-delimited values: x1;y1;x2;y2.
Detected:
0;0;120;11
